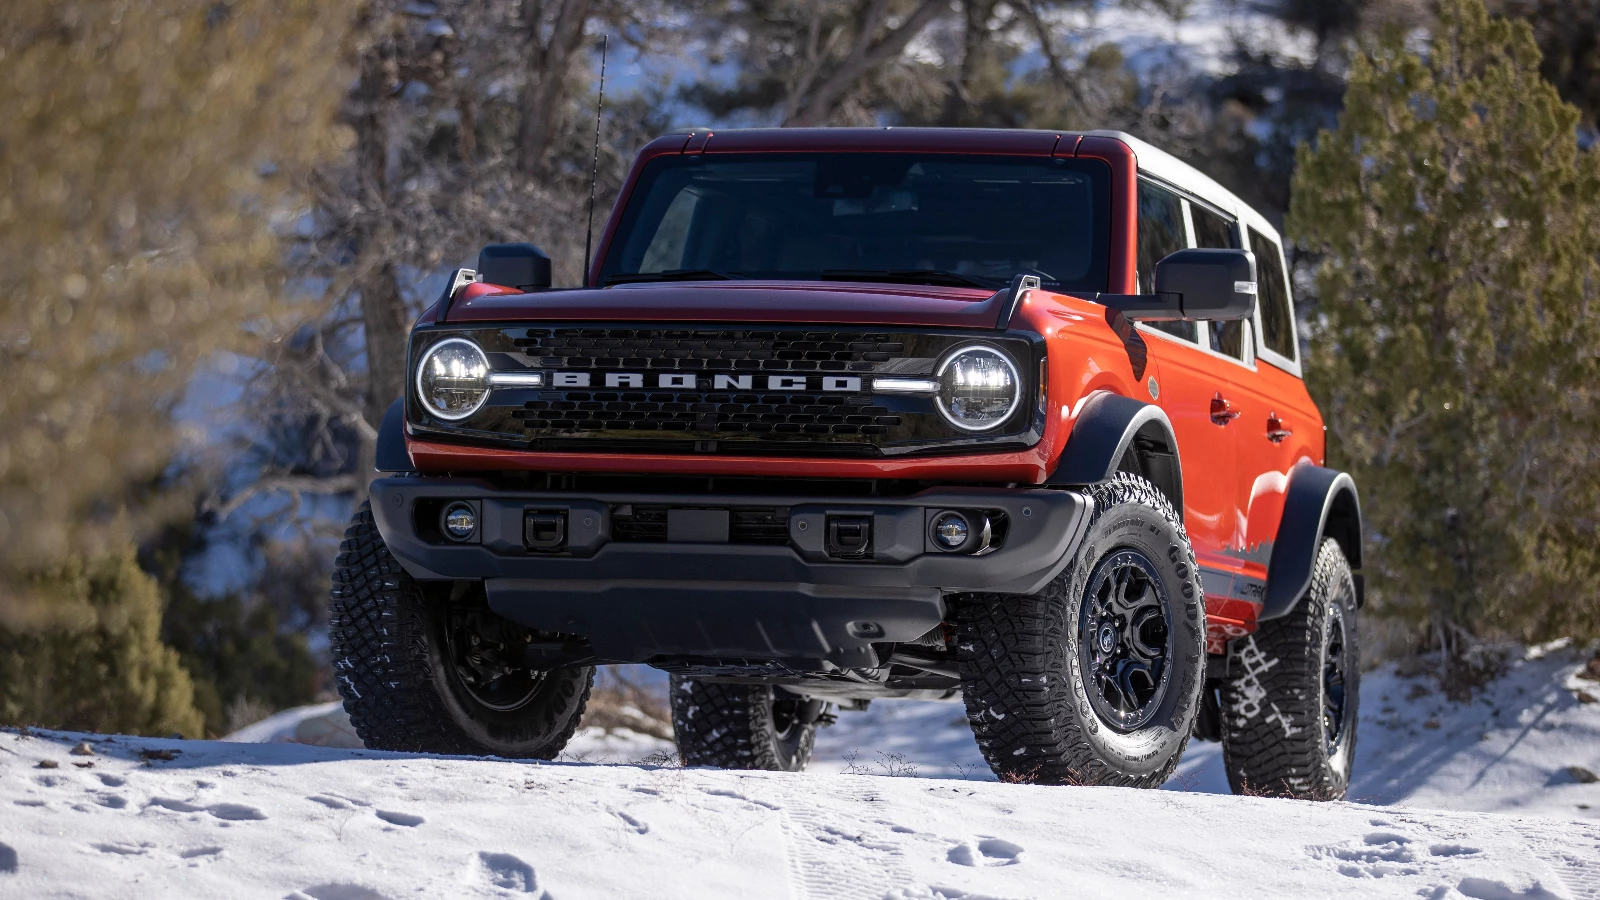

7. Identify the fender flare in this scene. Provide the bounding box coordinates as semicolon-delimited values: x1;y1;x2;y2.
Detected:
1046;391;1183;519
1260;465;1363;620
374;399;413;473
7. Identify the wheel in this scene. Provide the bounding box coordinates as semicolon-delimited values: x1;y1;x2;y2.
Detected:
1220;538;1360;800
953;472;1206;787
670;677;826;771
329;502;594;758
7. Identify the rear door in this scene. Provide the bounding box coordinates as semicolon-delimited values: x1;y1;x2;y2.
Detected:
1134;179;1238;570
1221;224;1306;614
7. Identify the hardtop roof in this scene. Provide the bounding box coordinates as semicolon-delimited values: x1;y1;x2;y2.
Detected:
653;126;1281;247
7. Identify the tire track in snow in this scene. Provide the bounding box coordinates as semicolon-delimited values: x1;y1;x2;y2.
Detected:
762;779;914;900
1511;821;1600;900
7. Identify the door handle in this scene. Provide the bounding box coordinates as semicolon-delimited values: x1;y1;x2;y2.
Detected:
1210;392;1241;426
1267;412;1293;443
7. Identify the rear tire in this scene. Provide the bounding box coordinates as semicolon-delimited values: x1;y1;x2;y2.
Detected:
670;678;824;771
1220;538;1360;800
953;473;1206;787
329;502;593;758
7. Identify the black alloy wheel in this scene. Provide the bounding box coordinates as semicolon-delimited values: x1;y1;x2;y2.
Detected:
1322;603;1350;754
442;606;549;714
1078;549;1175;732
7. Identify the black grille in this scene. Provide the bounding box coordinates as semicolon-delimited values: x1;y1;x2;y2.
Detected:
516;392;902;435
513;328;905;372
610;505;791;545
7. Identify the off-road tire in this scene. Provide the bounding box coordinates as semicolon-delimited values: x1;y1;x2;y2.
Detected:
670;678;820;771
953;472;1206;787
329;502;593;758
1220;538;1359;800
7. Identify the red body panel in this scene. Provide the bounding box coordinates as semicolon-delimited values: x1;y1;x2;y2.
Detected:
412;127;1329;642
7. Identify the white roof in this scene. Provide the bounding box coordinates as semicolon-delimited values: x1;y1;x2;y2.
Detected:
1086;130;1281;246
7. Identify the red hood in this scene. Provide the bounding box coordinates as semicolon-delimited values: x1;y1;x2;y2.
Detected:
440;280;1004;329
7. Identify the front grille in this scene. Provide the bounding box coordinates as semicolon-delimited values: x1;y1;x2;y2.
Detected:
610;505;791;545
513;328;905;372
407;324;1041;457
516;391;901;435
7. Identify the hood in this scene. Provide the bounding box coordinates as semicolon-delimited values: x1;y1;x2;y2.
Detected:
440;280;1005;329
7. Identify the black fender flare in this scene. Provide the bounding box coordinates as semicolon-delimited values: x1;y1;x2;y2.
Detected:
1260;465;1363;620
1045;391;1183;519
374;399;413;473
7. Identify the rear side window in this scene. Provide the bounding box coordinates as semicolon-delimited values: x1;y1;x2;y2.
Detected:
1248;227;1296;361
1192;204;1247;361
1137;180;1195;343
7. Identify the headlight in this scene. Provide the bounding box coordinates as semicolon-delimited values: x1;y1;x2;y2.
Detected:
936;345;1020;431
416;338;490;421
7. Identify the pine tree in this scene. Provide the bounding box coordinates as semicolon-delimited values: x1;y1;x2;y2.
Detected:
0;549;204;737
1294;0;1600;677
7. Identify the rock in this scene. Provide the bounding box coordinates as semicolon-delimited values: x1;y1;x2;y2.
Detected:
1578;690;1597;704
36;760;58;769
1567;766;1599;784
139;748;179;761
1424;719;1441;729
1585;653;1600;682
69;741;94;757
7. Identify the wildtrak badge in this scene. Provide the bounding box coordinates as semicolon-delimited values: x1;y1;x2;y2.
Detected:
549;372;867;392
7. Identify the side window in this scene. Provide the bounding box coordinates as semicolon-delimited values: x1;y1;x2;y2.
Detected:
1136;180;1196;343
1248;226;1296;361
1191;204;1247;361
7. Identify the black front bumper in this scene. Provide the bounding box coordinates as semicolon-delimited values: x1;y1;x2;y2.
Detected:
369;477;1089;666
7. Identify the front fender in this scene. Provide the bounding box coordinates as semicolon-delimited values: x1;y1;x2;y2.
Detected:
1260;465;1362;620
1045;391;1183;519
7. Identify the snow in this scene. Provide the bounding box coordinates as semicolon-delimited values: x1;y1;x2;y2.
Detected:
2;644;1596;899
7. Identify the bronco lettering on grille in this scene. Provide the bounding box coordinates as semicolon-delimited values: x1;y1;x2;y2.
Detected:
552;372;866;392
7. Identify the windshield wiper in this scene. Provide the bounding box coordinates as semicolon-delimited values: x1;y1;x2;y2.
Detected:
819;269;997;289
602;269;741;285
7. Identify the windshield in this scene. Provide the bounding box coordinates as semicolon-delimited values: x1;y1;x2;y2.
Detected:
599;152;1111;292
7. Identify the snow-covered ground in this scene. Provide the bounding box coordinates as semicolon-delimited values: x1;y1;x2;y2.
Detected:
2;644;1597;899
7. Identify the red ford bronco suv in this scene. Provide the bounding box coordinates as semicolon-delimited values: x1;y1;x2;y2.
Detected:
329;128;1363;799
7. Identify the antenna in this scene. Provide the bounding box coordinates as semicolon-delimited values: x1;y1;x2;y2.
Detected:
582;33;608;287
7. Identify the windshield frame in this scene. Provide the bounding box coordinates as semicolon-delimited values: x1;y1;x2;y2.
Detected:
595;151;1113;294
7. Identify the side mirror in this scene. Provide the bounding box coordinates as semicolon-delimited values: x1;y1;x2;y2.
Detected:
1100;248;1257;321
477;243;552;291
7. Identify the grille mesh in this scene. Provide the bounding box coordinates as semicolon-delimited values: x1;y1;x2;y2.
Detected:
516;392;902;435
513;328;905;372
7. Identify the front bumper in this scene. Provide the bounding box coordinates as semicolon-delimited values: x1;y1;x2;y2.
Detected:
369;477;1090;666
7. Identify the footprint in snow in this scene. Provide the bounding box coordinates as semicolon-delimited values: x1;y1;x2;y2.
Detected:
95;773;126;788
294;883;394;900
0;841;17;874
477;852;539;893
92;841;154;856
179;846;223;860
374;809;424;827
612;809;649;834
146;797;266;820
947;838;1024;867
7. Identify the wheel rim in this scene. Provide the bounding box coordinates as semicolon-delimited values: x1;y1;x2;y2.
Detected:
770;696;800;742
1077;548;1173;732
1323;605;1349;754
443;610;547;713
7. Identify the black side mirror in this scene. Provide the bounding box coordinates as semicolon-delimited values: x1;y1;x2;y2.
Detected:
477;243;552;291
1100;248;1257;321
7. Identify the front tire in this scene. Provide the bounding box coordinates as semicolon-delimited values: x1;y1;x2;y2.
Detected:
329;502;594;758
1220;538;1360;800
670;678;824;771
953;473;1206;787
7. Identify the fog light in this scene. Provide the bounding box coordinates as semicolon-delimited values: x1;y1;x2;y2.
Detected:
442;502;477;541
932;512;971;551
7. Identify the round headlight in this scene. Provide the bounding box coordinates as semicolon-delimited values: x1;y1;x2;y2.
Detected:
936;345;1020;431
416;338;490;421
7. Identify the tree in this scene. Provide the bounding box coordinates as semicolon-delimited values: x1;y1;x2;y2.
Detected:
0;0;355;621
0;549;204;737
1294;0;1600;679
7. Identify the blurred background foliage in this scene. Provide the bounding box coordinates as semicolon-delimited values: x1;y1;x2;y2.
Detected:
2;0;1598;735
